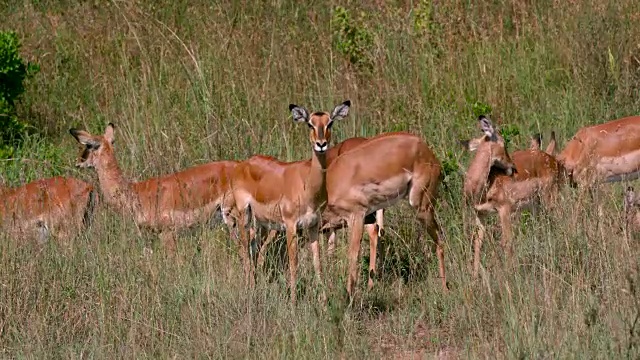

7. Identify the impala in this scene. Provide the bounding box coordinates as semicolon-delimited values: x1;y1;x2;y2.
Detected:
232;100;350;303
69;123;237;250
253;136;385;269
462;116;563;278
557;115;640;187
0;176;96;242
320;132;447;296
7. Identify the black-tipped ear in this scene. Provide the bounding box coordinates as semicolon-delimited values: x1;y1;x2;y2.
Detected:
533;133;542;143
550;131;556;141
69;128;99;147
459;139;470;149
290;104;309;123
531;133;542;149
105;123;115;144
330;100;350;121
477;115;496;140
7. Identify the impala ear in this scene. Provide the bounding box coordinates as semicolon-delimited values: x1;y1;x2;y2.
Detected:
104;123;115;144
330;100;351;121
69;128;100;147
460;138;482;152
289;104;310;123
478;115;497;140
531;133;542;150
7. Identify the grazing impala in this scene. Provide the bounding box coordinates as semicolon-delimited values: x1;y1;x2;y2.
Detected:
320;132;447;296
254;136;385;269
69;123;237;250
0;176;96;242
557;115;640;187
232;100;351;303
462;116;563;278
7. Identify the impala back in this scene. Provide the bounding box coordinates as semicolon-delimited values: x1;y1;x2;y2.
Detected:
130;161;237;228
0;176;94;238
558;115;640;184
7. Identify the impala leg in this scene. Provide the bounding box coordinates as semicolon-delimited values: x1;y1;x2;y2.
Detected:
346;214;365;299
308;224;327;304
285;222;298;304
419;204;447;291
365;223;379;290
326;230;337;258
498;206;513;255
376;209;385;237
159;231;177;254
257;229;279;269
473;212;487;279
237;210;255;288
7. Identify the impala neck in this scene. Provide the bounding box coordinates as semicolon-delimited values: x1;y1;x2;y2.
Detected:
94;152;140;214
308;149;329;207
463;149;492;200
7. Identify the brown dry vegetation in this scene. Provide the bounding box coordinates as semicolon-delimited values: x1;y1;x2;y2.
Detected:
1;0;640;358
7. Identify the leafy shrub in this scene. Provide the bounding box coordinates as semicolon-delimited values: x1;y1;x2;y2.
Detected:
471;101;492;118
331;6;373;71
0;31;39;158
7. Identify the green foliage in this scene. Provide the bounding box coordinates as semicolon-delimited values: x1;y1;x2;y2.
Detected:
413;0;433;35
499;123;521;147
441;150;460;184
471;101;492;118
0;30;39;158
331;6;373;71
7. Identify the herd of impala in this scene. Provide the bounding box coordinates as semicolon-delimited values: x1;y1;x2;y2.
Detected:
2;100;640;304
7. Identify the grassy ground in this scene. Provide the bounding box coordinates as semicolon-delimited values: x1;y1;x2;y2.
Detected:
1;0;640;358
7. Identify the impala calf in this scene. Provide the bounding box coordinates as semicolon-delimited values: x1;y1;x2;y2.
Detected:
321;132;447;296
0;176;97;243
69;123;237;251
232;100;351;303
558;115;640;187
462;116;562;278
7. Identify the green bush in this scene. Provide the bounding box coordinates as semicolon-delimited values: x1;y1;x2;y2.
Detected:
0;30;39;158
331;6;373;71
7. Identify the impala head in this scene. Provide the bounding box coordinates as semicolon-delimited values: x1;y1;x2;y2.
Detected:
69;123;116;168
289;100;351;153
461;115;517;176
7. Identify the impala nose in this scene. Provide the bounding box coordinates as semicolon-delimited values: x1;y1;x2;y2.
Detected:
314;141;328;153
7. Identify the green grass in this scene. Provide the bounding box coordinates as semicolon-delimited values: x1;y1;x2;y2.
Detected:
1;0;640;358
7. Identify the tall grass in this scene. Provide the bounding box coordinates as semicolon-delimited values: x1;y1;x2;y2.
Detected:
1;0;639;358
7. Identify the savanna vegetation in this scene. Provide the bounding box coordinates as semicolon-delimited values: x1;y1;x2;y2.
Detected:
1;0;639;358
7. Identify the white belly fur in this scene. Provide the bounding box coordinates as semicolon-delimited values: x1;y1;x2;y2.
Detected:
597;149;640;178
248;197;319;232
355;173;411;215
